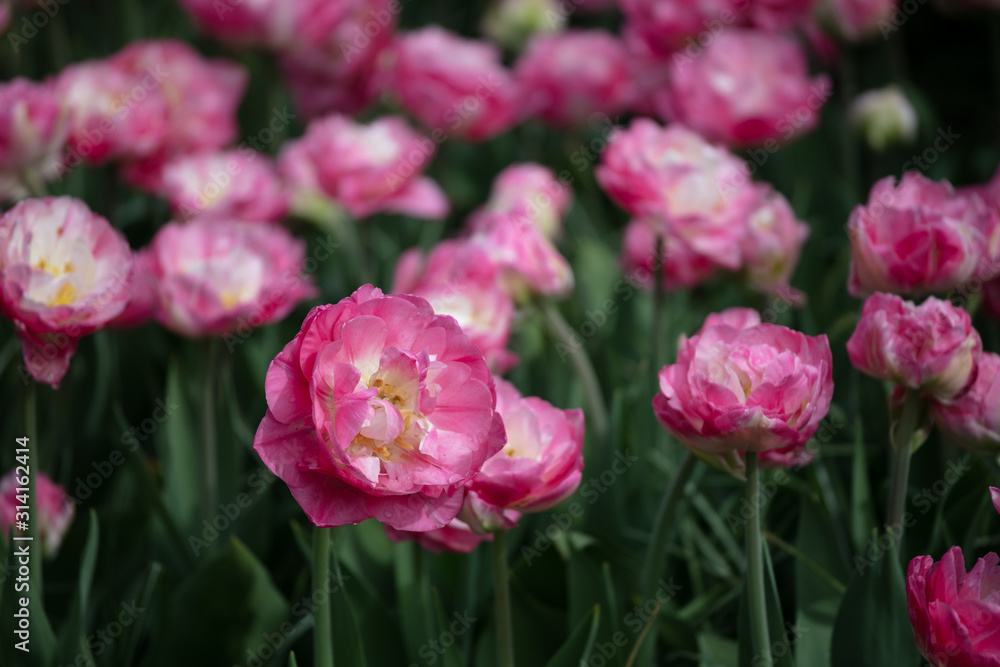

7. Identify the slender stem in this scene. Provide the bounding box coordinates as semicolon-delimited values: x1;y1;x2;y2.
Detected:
886;388;920;544
651;235;665;380
200;339;218;520
313;527;334;667
640;451;696;597
538;300;608;442
746;452;772;667
493;531;514;667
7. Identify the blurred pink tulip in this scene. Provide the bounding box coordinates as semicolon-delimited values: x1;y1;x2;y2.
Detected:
847;293;982;401
653;307;834;469
466;378;584;515
741;184;810;302
0;468;74;556
253;285;507;531
0;197;132;387
471;162;572;240
147;218;316;337
514;30;639;127
178;0;357;50
383;27;522;142
664;30;831;147
596;119;756;270
907;545;1000;666
142;149;290;222
392;240;518;373
278;114;448;220
931;352;1000;454
0;78;66;199
620;0;747;57
848;173;998;297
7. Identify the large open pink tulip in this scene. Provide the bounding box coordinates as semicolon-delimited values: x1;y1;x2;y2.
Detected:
653;307;834;462
253;285;507;531
0;197;132;387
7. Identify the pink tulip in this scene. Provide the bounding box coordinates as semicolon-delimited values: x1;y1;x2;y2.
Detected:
742;184;810;302
514;30;639;127
620;217;719;291
253;285;507;531
385;516;494;553
848;173;998;297
750;0;820;29
620;0;748;57
471;163;571;240
0;469;75;556
0;78;66;197
466;378;584;515
58;40;246;167
278;0;397;119
278;114;448;220
113;40;247;157
142;150;290;222
907;546;1000;666
596;119;756;270
664;30;831;147
109;248;158;328
383;27;522;142
930;352;1000;454
147;219;316;337
57;59;171;164
0;197;132;387
178;0;356;50
653;307;834;459
392;240;517;373
818;0;899;40
469;211;575;299
847;293;982;401
992;487;1000;515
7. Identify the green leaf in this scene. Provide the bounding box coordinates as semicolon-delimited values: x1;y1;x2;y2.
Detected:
119;562;163;666
329;545;368;667
795;498;848;667
698;633;739;667
55;509;99;666
158;357;200;532
150;537;288;667
830;540;919;667
543;604;601;667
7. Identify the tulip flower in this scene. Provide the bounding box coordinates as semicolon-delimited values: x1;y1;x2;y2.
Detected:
514;30;639;127
847;173;999;298
278;114;448;220
146;218;316;338
907;545;1000;666
0;197;133;387
253;285;507;531
0;78;66;199
382;27;523;142
930;352;1000;455
0;469;75;556
384;516;496;553
663;29;831;147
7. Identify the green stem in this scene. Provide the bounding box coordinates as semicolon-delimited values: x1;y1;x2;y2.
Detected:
651;235;665;381
22;170;48;199
638;450;696;666
538;300;608;443
313;527;334;667
640;451;696;598
493;531;514;667
886;388;920;545
200;339;218;520
746;452;772;667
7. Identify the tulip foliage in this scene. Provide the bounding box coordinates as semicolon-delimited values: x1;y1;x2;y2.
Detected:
1;1;1000;667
